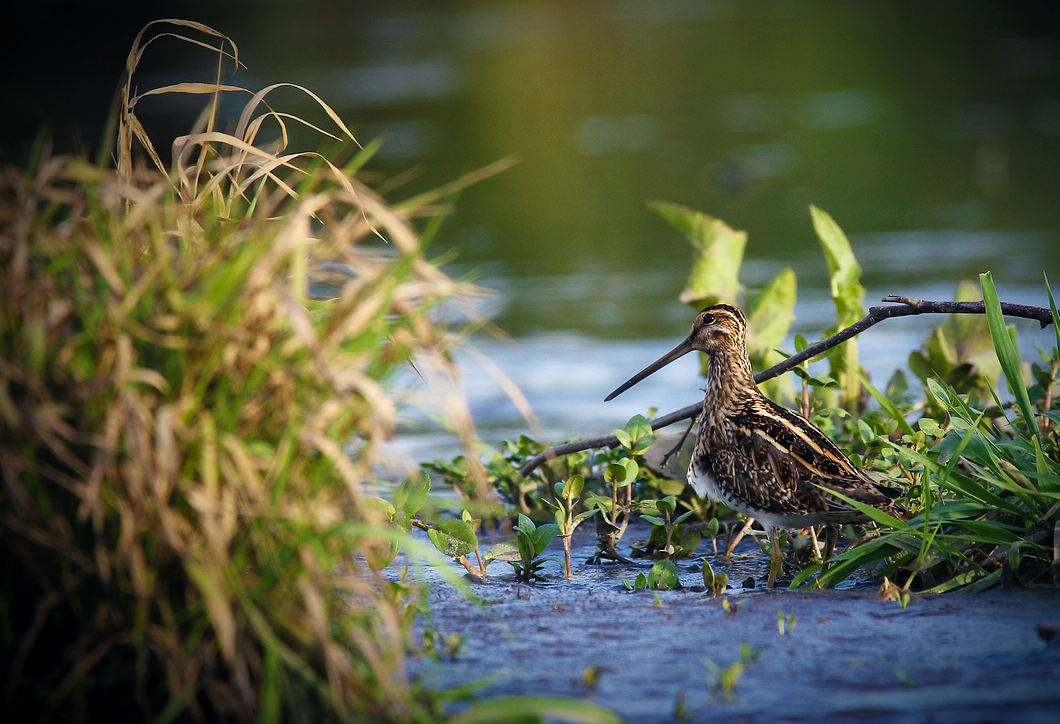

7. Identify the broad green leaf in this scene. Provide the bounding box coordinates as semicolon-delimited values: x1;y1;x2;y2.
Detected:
810;205;864;324
746;267;797;353
604;462;628;485
563;474;584;500
516;513;536;535
647;559;681;590
811;205;865;409
647;201;746;306
641;515;667;526
533;523;560;556
427;518;478;559
393;474;430;517
980;272;1038;437
574;509;598;523
484;541;521;562
620;458;640;486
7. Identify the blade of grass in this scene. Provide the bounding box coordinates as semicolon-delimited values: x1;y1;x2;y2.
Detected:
980;272;1038;437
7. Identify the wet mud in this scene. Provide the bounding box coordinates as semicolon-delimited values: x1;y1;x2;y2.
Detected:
409;524;1060;723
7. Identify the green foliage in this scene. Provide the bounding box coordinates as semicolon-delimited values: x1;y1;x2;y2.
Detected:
907;280;1001;403
647;200;746;306
701;558;728;595
649;200;799;401
547;475;599;576
801;300;1060;591
637;495;699;559
625;559;681;591
448;696;622;724
810;205;867;410
0;19;506;721
509;514;559;582
704;644;760;701
614;413;657;455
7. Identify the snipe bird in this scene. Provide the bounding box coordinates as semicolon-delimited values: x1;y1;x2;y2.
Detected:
605;303;902;586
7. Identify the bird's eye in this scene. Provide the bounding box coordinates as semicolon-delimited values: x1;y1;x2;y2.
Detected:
702;313;715;325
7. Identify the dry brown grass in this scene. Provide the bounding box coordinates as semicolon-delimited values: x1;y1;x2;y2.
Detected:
0;19;499;722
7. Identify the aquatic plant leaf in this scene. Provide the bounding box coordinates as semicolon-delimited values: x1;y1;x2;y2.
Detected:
532;523;560;556
810;206;865;408
563;474;585;500
647;201;746;306
393;474;430;517
746;266;797;353
484;542;521;563
647;559;681;590
428;518;478;559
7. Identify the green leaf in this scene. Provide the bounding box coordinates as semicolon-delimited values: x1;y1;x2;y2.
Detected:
674;510;696;525
641;515;667;526
573;509;598;524
604;462;627;485
427;518;478;559
811;205;865;408
564;474;584;500
516;513;535;533
621;414;657;454
619;458;640;487
613;428;634;450
648;201;746;306
485;541;521;562
980;272;1039;437
746;267;797;354
657;496;676;515
393;474;430;516
633;572;647;590
647;559;681;590
533;523;560;556
810;205;864;324
858;369;915;437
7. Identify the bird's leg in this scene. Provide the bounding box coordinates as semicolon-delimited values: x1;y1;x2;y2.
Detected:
823;524;839;562
724;516;756;557
809;525;823;562
767;526;783;587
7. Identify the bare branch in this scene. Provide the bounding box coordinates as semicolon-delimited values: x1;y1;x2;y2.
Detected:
517;296;1055;477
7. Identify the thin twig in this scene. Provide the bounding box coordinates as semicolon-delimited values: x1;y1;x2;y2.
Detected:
517;295;1054;477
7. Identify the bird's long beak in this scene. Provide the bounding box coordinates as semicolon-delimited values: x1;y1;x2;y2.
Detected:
604;336;695;401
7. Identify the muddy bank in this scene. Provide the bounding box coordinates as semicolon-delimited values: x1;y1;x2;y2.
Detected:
410;525;1060;723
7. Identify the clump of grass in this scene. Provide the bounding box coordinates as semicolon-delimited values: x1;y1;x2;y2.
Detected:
0;20;489;722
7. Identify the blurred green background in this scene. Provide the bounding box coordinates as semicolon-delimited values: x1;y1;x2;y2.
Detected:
6;0;1059;447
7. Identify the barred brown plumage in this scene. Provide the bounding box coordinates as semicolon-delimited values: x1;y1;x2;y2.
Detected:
605;303;904;586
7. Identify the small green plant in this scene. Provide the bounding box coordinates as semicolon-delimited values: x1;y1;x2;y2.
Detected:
510;514;559;582
640;494;699;558
626;559;682;591
703;644;760;701
798;272;1060;592
546;474;599;577
587;415;655;561
777;610;797;635
701;558;728;595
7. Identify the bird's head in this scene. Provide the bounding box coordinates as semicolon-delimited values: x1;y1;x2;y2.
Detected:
604;303;748;402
